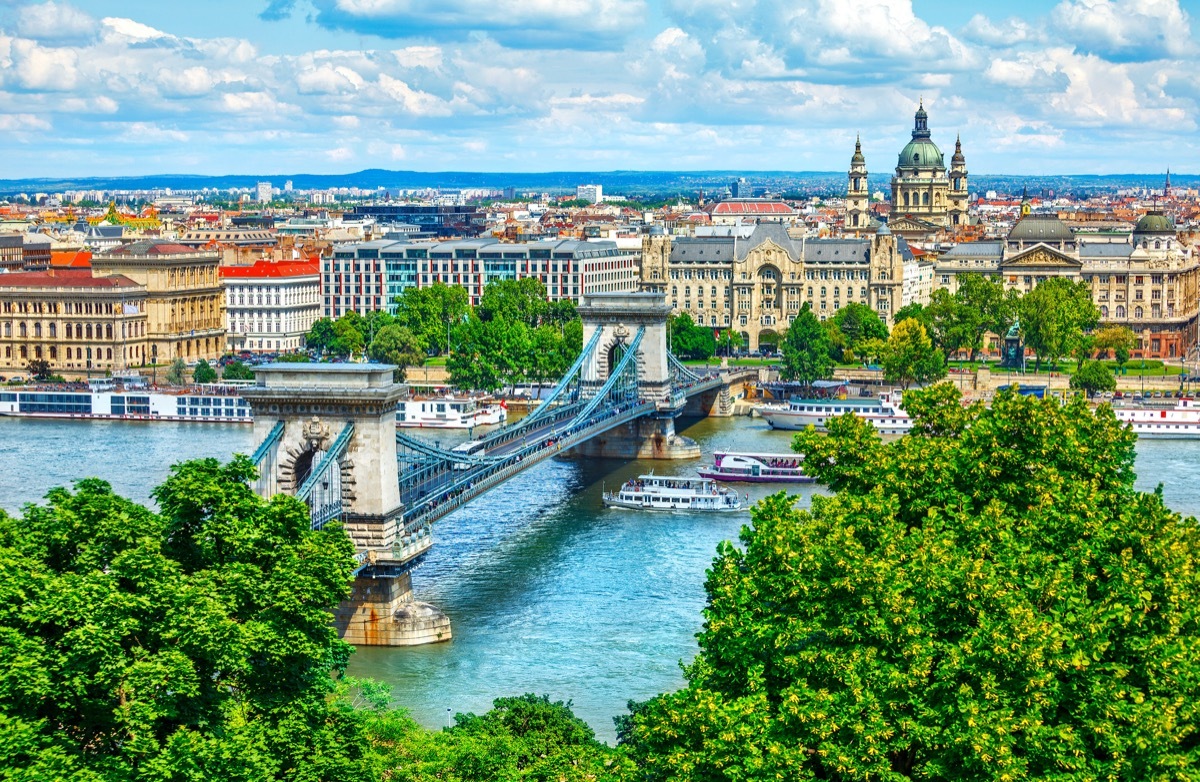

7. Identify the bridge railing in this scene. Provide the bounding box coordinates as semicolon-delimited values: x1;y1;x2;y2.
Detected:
297;421;354;530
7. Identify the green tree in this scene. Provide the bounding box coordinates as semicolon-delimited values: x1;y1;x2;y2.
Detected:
165;357;187;385
305;317;337;357
192;358;217;384
222;359;255;381
395;283;471;356
830;302;888;359
925;287;975;361
25;358;51;381
669;313;717;361
1019;277;1100;372
881;317;945;390
954;274;1006;361
780;303;833;386
0;458;370;780
1095;325;1137;372
1071;359;1117;398
477;278;550;328
625;385;1200;780
332;316;366;359
892;302;932;332
368;324;425;381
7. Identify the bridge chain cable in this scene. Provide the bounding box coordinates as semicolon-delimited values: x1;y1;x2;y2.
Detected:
520;325;604;425
296;421;355;507
668;351;705;382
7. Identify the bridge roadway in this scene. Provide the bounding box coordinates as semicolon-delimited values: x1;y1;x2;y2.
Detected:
385;374;728;567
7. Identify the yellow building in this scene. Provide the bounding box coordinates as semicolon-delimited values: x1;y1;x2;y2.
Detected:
0;269;149;376
91;240;226;363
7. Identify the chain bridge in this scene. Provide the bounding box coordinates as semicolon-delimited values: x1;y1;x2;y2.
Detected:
242;293;755;646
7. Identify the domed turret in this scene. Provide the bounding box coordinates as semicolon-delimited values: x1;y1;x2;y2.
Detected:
1134;211;1175;235
897;101;944;169
851;134;865;165
952;135;965;165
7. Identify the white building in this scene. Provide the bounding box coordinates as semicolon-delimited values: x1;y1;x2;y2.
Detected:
576;184;603;204
222;258;321;352
256;181;273;205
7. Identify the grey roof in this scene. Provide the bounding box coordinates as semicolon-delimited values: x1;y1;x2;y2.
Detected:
940;241;1004;261
1008;214;1075;243
671;236;738;264
805;239;871;264
736;223;804;261
1079;243;1133;259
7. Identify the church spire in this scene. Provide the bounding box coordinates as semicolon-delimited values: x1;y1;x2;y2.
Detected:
1165;168;1172;196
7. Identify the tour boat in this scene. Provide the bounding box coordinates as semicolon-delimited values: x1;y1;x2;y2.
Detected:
756;391;911;434
0;380;251;423
697;451;812;483
396;395;507;429
602;474;744;512
1113;397;1200;438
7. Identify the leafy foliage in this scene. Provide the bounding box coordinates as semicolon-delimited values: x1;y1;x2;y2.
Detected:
368;324;426;381
1094;325;1137;369
222;360;255;381
881;317;945;390
780;304;832;385
669;313;717;361
1019;277;1100;372
25;358;52;381
165;357;187;385
1071;359;1117;397
192;359;217;384
624;384;1200;780
394;283;471;356
0;457;369;780
829;302;888;361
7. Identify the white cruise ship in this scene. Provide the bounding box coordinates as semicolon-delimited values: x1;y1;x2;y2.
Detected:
757;391;911;434
603;474;743;512
396;395;507;429
1113;397;1200;438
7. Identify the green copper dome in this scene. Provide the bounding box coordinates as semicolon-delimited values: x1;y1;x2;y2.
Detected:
897;101;944;169
897;138;944;169
1134;212;1175;234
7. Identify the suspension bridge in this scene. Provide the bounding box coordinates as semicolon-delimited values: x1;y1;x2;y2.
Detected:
242;293;756;645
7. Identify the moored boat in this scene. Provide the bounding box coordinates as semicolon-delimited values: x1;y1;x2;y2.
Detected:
698;452;812;483
397;395;507;429
1113;397;1200;438
757;390;911;434
602;474;743;511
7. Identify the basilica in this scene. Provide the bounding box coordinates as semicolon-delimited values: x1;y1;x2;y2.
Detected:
846;101;968;232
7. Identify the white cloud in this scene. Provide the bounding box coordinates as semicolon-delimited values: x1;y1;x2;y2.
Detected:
9;39;79;91
296;64;366;94
325;145;354;161
15;2;96;44
156;66;216;98
377;73;453;116
99;17;171;44
1050;0;1193;60
0;113;52;131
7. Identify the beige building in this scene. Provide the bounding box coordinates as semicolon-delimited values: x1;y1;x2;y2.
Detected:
640;223;913;351
934;209;1199;359
0;270;149;376
92;240;225;364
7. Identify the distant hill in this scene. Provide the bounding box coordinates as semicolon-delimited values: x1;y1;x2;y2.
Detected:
0;169;1191;199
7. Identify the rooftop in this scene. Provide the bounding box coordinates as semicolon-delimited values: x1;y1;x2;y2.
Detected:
221;259;320;278
0;269;141;289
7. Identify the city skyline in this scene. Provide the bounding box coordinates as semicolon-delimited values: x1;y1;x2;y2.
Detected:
0;0;1196;178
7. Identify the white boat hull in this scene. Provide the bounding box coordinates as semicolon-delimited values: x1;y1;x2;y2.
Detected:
759;407;911;435
602;496;743;512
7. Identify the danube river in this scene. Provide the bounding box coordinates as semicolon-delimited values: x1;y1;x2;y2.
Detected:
2;415;1199;741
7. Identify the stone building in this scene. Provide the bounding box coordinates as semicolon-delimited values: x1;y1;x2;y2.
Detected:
639;222;917;351
91;240;225;364
222;258;321;353
934;210;1200;359
0;269;149;376
850;101;967;233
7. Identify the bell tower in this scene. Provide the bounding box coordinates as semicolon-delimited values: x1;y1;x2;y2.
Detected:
948;134;968;226
846;134;869;232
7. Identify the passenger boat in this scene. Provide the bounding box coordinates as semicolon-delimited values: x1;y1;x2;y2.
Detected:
757;391;911;434
698;452;812;483
602;474;744;511
0;379;251;423
1113;397;1200;438
396;395;507;429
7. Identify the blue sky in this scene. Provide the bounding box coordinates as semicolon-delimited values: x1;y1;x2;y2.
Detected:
0;0;1196;178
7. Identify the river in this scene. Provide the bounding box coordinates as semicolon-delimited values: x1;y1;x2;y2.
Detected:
1;415;1198;741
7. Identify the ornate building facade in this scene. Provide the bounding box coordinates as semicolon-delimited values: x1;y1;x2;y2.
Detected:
846;136;870;231
934;211;1200;359
640;223;919;351
91;241;225;363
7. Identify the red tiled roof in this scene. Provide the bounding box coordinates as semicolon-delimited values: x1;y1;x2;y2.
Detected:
220;260;320;278
0;269;141;288
50;250;92;268
707;200;797;216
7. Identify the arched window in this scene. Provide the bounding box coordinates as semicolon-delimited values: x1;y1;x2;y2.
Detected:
1116;305;1126;318
903;192;910;207
49;323;56;338
1101;305;1109;318
922;192;929;206
18;323;26;337
33;323;41;338
49;346;56;360
106;348;112;360
1155;241;1161;249
1135;306;1144;319
106;324;113;340
86;324;93;340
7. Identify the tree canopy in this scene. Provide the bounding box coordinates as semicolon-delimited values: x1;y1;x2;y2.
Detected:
669;313;717;361
780;304;832;386
1019;277;1099;371
623;383;1200;780
881;317;945;390
394;283;471;356
192;359;217;384
828;303;888;362
367;324;425;382
0;457;369;780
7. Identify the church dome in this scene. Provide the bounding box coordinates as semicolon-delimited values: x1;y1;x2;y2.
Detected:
1008;213;1075;243
897;138;944;169
1134;211;1175;234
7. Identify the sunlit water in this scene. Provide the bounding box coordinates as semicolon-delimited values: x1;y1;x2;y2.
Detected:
2;415;1198;741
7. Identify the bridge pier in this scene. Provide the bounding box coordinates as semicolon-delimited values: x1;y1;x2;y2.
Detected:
567;414;700;460
244;364;451;647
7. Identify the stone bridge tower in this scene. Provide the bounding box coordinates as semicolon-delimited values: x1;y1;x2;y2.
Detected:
242;364;450;646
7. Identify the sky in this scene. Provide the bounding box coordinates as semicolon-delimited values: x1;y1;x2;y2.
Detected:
0;0;1196;178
